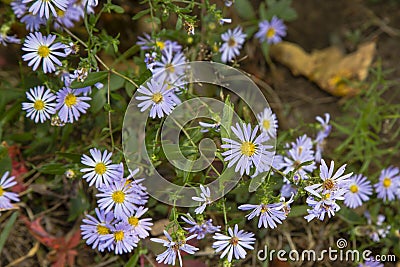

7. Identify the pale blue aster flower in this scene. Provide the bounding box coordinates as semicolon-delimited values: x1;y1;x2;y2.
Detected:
23;0;69;19
53;5;81;30
22;32;66;73
73;0;95;18
80;148;123;188
100;222;139;254
305;159;352;199
280;183;297;198
144;51;158;70
364;211;391;242
11;0;27;18
255;16;287;44
192;185;211;214
181;213;220;239
136;78;178;119
212;224;255;262
22;86;57;123
256;107;278;138
0;172;20;209
151;230;198;267
0;33;20;46
219;26;247;63
315;113;332;162
304;194;341;222
20;13;47;31
152;43;187;84
97;179;145;219
280;193;295;215
125;206;153;239
221;123;273;176
344;174;373;208
238;203;286;229
137;33;182;52
274;135;316;181
81;208;114;251
374;166;400;201
55;87;91;123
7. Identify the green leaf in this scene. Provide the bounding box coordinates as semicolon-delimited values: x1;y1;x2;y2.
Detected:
288;205;308;217
68;189;90;221
234;0;256;20
176;16;183;30
90;89;107;113
0;211;19;254
56;152;82;162
124;249;141;267
109;4;124;13
70;71;108;89
0;144;11;172
38;163;67;175
265;0;297;21
132;9;150;20
338;207;364;224
249;171;269;192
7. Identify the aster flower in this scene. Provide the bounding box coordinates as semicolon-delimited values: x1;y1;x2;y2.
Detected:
144;51;158;70
53;5;81;30
364;211;391;242
97;179;146;219
181;214;220;239
374;166;400;201
100;222;139;254
238;203;286;229
255;16;287;44
280;193;295;215
81;208;114;251
152;44;187;84
212;224;255;262
73;0;96;18
55;87;91;123
315;113;332;162
219;26;247;63
136;78;178;119
280;183;297;198
304;194;341;222
151;230;199;267
256;107;278;138
274;135;316;181
11;0;26;18
0;32;20;46
221;123;273;176
358;257;384;267
0;172;20;209
199;121;221;133
22;32;66;73
22;86;57;123
80;148;123;188
23;0;69;19
136;33;182;52
305;159;352;198
192;185;212;214
20;13;46;31
125;206;153;239
344;174;373;208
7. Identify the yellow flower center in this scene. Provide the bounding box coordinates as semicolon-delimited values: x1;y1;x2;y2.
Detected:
349;184;359;193
323;179;335;190
266;28;276;39
240;141;256;156
228;37;236;47
230;236;239;246
165;63;175;73
323;193;331;199
33;99;45;111
114;230;124;242
56;9;65;17
383;177;391;188
151;92;163;104
262;119;270;130
0;186;4;196
128;216;139;227
112;190;125;203
64;93;77;107
94;163;107;175
37;45;50;58
156;41;165;50
96;225;110;235
260;205;268;213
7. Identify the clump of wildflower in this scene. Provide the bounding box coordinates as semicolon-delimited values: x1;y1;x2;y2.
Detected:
22;86;57;123
212;224;255;262
81;208;114;251
221;123;273;176
219;26;247;63
100;222;139;254
255;16;286;44
363;211;391;242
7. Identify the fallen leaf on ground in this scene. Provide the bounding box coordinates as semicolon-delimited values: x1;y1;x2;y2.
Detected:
270;41;376;96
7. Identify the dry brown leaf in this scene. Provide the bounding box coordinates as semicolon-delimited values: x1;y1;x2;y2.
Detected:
270;41;376;97
150;219;170;236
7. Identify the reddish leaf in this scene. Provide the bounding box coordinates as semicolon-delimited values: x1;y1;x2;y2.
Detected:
7;144;28;193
